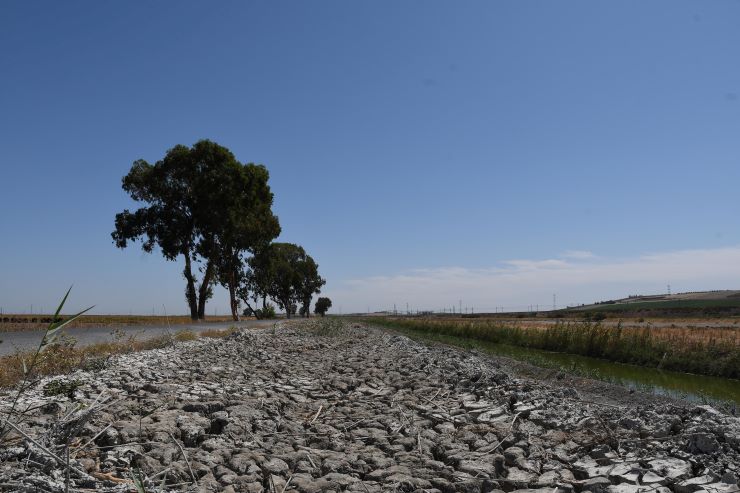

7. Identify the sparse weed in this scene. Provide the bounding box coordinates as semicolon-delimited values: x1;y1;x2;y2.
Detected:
42;378;82;399
200;326;240;338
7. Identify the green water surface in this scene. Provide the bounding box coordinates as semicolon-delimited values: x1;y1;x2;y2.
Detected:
397;328;740;406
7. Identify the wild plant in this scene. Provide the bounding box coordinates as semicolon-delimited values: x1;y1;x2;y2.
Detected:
0;287;93;440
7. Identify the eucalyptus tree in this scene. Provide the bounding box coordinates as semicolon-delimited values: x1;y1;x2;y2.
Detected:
112;140;280;320
297;254;325;318
239;244;277;319
212;163;280;321
243;243;324;319
314;297;332;317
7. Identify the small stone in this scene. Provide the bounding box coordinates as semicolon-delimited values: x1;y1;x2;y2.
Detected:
262;458;289;476
675;475;718;493
689;434;721;454
582;477;612;493
608;463;640;485
648;458;692;481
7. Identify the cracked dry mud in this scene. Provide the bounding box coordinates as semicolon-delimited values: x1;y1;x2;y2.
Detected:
1;320;739;493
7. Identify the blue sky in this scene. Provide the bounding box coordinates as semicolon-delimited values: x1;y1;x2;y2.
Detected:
1;1;740;314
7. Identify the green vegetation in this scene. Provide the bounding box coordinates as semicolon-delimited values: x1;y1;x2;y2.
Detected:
241;243;325;319
369;317;740;379
111;139;326;321
381;323;740;407
42;378;83;398
305;318;347;337
569;298;740;316
314;297;332;317
112;140;280;321
0;288;93;439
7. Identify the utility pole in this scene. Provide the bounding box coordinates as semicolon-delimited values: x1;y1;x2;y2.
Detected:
406;302;409;315
667;284;671;295
553;294;556;311
459;300;462;314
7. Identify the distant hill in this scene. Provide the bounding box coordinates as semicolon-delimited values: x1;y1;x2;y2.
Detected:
569;290;740;316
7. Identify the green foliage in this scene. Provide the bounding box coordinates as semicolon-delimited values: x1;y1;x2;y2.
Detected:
260;304;277;319
241;243;324;319
40;287;94;350
244;303;277;319
212;161;280;321
314;297;332;317
112;140;280;320
571;298;740;316
81;356;108;372
43;378;82;399
130;466;148;493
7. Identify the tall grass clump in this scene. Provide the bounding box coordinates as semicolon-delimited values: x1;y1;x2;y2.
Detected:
371;318;740;379
0;287;93;439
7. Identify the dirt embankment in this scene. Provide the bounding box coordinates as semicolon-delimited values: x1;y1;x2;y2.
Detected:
0;320;738;492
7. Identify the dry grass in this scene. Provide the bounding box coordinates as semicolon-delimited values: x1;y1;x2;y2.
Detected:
199;327;240;339
510;320;740;348
374;317;740;378
0;328;236;389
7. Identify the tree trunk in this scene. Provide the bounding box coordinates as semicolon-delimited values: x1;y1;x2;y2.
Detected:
197;261;214;320
243;299;257;318
283;298;291;319
183;254;198;320
228;270;240;321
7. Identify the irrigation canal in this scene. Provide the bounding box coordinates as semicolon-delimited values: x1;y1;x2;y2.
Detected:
396;329;740;407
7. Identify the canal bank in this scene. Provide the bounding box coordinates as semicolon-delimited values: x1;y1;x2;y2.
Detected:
386;325;740;407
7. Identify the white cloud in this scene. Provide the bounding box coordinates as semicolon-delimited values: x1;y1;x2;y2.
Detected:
325;246;740;313
561;250;596;260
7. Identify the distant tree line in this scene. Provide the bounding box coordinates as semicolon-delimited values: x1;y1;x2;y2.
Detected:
112;140;329;320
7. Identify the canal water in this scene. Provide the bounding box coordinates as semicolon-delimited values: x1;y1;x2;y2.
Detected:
0;319;276;357
398;329;740;406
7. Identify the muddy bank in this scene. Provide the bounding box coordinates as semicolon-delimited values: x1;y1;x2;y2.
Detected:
0;319;738;492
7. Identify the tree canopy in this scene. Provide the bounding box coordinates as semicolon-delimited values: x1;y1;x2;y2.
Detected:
314;297;332;317
112;140;280;320
242;243;325;319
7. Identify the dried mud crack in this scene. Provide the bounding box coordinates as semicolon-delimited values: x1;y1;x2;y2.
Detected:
1;319;739;492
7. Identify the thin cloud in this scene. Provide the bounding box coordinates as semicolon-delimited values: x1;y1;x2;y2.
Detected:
561;250;596;260
327;246;740;313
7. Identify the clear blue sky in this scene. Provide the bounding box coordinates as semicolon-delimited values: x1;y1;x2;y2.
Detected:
2;1;740;314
